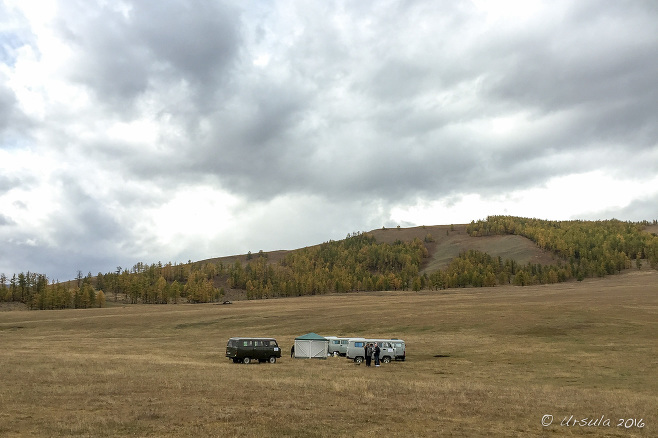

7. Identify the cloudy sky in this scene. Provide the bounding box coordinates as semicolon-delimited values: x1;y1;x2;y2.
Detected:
1;0;657;281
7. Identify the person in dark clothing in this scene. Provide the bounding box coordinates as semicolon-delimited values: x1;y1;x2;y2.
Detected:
365;343;373;367
374;343;381;367
291;344;295;358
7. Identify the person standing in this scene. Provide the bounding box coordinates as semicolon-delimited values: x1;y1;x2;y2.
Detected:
291;344;295;358
374;342;381;367
365;343;373;367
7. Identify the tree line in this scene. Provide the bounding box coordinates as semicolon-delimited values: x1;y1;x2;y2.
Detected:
2;218;657;309
235;232;428;298
0;271;105;310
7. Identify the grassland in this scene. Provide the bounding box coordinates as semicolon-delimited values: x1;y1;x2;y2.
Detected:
1;269;657;437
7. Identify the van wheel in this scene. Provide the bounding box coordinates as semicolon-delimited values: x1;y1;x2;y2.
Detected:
354;356;363;364
382;356;391;364
243;357;251;364
268;356;277;364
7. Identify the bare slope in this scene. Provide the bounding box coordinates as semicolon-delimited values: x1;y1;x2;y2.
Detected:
367;224;556;274
644;224;658;235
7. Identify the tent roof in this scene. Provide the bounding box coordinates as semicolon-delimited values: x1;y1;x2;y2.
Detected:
295;332;328;341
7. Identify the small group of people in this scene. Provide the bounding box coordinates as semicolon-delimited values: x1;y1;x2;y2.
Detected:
364;342;381;367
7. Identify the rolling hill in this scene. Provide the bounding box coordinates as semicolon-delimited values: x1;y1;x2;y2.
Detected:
4;217;657;309
202;223;557;274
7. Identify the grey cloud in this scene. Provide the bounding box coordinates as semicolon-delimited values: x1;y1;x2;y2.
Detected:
131;1;239;88
581;192;658;222
67;0;658;207
480;5;658;147
56;5;148;104
0;79;17;127
0;175;20;193
44;173;124;243
138;76;319;200
0;81;29;144
0;213;15;226
0;174;144;278
58;0;241;112
0;235;120;281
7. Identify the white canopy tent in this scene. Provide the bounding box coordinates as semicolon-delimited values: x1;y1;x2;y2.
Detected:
294;333;329;359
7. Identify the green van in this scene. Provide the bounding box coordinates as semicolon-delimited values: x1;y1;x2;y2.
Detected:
226;337;282;364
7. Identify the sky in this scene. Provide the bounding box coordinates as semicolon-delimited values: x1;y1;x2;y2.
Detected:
1;0;657;281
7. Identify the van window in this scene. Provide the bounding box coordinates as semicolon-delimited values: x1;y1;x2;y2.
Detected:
341;340;348;345
227;339;237;347
393;342;403;348
242;340;253;347
354;342;364;348
254;340;263;347
332;340;340;345
262;340;270;347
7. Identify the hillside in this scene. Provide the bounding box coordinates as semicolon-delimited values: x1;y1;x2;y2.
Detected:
2;222;557;309
3;217;658;309
176;223;553;302
201;223;556;274
366;224;557;274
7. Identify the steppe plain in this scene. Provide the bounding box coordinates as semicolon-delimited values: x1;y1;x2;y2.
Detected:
1;267;656;437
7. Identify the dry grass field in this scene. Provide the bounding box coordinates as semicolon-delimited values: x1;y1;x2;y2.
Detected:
1;269;657;437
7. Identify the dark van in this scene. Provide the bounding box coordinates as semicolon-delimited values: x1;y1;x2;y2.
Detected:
226;337;282;364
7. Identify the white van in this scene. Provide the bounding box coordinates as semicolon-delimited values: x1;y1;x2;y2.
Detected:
325;336;351;356
389;339;406;361
346;338;406;363
345;338;368;363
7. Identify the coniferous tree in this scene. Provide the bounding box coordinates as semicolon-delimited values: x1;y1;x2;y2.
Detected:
96;290;106;308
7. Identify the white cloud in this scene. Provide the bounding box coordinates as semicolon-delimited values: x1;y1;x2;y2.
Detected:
0;149;59;235
147;185;240;248
391;171;658;225
470;0;545;24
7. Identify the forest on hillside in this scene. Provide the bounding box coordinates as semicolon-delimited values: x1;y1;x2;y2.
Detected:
2;217;658;310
